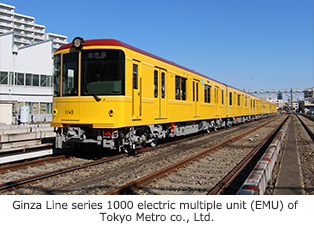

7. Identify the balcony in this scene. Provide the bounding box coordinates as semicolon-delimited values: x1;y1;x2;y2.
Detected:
0;21;13;28
15;31;34;38
14;37;32;45
14;24;34;32
0;8;14;15
0;28;13;33
0;15;13;21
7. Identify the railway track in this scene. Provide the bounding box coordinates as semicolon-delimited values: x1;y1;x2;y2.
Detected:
105;116;287;195
296;114;314;141
293;114;314;195
0;115;284;195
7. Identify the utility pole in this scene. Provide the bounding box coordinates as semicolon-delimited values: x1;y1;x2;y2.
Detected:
290;88;293;113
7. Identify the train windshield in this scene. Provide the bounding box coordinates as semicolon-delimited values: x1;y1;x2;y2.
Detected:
81;49;125;96
53;54;61;97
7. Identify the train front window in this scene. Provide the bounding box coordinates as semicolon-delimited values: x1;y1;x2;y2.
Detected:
81;49;125;96
62;52;79;96
53;54;61;97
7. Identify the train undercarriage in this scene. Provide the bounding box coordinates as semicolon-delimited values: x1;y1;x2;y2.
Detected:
55;114;271;153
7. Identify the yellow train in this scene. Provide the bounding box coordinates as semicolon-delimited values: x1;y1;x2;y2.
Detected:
51;37;277;152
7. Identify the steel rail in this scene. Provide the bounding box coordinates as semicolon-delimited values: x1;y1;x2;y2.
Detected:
0;128;224;192
207;115;289;195
296;114;314;142
0;154;70;174
0;152;127;193
0;115;276;174
104;116;284;195
0;116;280;193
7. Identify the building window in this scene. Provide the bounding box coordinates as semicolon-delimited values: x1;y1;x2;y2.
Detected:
9;72;13;85
33;74;39;86
32;102;39;114
40;75;47;87
40;102;47;114
25;102;31;113
0;72;8;85
26;74;32;86
15;73;24;85
47;103;52;114
47;76;52;87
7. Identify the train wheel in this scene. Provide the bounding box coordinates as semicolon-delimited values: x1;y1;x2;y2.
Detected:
150;137;158;147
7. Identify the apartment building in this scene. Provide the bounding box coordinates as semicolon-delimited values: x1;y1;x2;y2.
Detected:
0;2;68;124
0;2;67;51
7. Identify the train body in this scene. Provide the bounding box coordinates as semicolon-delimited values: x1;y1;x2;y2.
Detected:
51;37;277;152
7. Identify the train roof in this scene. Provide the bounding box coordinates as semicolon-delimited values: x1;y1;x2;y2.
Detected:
56;39;263;100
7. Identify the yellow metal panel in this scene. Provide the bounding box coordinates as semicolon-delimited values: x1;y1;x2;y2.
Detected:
53;41;277;132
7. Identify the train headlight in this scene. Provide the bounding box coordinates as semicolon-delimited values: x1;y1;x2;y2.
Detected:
72;37;84;49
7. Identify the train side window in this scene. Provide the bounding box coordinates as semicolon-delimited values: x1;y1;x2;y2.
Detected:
161;72;165;98
133;64;138;89
196;82;199;102
181;77;186;100
193;81;195;101
204;85;211;103
175;76;180;100
222;90;224;105
229;92;232;105
192;81;198;102
154;70;158;98
175;75;186;100
238;94;241;106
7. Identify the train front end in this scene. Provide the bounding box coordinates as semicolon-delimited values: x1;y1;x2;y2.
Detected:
51;37;126;150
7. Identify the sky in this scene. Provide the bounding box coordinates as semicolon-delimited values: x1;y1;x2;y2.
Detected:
2;0;313;94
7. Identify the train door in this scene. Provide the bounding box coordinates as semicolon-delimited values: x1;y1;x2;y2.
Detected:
132;62;142;120
154;68;167;119
234;92;237;115
215;86;220;116
193;80;200;117
226;86;229;118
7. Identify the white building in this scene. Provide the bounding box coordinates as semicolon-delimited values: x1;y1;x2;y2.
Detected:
299;88;314;114
266;97;285;109
0;2;68;124
0;2;67;51
0;32;53;123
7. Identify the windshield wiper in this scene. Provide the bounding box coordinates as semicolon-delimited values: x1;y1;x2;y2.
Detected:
90;89;101;102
